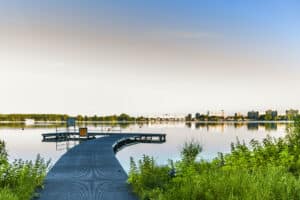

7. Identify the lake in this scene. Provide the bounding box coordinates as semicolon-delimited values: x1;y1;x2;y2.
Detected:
0;122;289;172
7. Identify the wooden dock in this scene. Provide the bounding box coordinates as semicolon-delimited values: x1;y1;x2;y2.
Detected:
42;131;166;143
39;132;166;200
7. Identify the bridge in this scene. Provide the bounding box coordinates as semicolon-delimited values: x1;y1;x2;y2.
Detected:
39;130;166;200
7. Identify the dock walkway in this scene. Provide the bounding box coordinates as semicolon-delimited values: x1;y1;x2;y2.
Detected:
39;133;165;200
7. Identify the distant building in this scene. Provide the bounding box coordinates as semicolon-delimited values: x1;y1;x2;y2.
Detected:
247;111;259;120
234;112;244;121
208;111;225;117
286;109;299;120
225;116;235;121
265;110;278;120
195;113;201;120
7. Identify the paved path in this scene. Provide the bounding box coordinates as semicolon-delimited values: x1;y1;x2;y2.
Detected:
39;135;138;200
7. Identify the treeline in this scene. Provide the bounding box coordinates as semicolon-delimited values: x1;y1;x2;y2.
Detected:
0;113;139;122
0;114;69;122
76;113;136;122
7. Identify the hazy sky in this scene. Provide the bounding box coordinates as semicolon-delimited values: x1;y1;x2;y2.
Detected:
0;0;299;116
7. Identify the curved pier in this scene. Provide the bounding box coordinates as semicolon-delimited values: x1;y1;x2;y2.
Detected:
39;133;165;200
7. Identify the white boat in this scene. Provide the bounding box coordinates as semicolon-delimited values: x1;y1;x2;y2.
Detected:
25;119;35;125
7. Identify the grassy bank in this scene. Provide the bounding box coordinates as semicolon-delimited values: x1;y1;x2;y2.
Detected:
0;141;50;200
128;118;300;200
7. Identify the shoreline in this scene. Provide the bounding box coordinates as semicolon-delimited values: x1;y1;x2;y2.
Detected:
0;120;294;124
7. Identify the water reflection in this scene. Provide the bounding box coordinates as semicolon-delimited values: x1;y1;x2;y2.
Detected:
0;121;134;129
264;123;278;131
0;121;291;172
55;140;80;151
185;122;192;129
0;121;290;132
191;122;286;132
247;123;259;130
0;122;65;129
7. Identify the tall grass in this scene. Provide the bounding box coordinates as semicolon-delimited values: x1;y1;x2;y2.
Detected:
0;141;50;200
128;117;300;200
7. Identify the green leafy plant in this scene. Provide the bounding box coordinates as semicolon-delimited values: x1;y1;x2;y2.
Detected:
0;141;50;200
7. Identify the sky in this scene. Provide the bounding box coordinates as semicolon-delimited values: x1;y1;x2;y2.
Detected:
0;0;299;116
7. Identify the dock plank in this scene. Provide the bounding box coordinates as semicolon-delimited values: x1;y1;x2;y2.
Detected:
39;135;139;200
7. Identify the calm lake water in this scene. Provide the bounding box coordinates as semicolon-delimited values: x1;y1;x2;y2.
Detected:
0;122;289;172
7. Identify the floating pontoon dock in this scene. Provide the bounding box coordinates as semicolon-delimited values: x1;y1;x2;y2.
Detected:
39;130;166;200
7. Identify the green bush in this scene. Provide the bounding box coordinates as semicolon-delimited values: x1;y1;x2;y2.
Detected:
128;156;170;199
181;140;202;164
129;117;300;200
0;141;50;200
0;188;18;200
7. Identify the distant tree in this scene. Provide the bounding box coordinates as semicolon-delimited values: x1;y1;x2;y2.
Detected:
84;115;88;121
185;114;192;121
286;109;299;120
77;115;84;121
117;113;132;121
92;115;98;121
265;112;273;121
136;116;148;121
234;113;239;121
259;114;266;121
